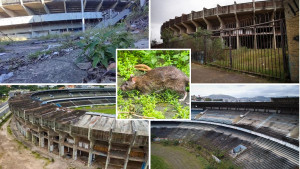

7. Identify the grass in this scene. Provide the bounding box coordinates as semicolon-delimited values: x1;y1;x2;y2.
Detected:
74;105;116;115
152;141;240;169
151;155;171;169
211;48;286;79
0;113;11;128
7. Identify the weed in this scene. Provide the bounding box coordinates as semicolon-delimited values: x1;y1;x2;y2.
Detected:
28;51;43;60
7;124;12;135
77;24;134;68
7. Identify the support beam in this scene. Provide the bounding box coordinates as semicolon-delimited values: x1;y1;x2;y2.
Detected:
169;27;179;36
41;0;50;14
191;20;200;32
64;0;67;13
182;22;194;34
95;0;103;12
174;24;186;35
105;128;113;169
59;133;65;157
39;132;45;148
234;2;240;49
111;0;119;9
73;137;78;160
202;8;212;30
20;0;34;15
0;5;18;17
83;0;87;10
88;140;94;167
123;130;137;169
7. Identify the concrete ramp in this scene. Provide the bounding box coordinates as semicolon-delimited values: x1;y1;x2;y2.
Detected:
95;9;130;29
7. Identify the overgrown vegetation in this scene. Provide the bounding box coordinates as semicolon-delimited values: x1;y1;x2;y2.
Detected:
153;139;239;169
151;155;171;169
117;50;190;119
74;105;116;115
0;113;11;128
77;23;134;68
6;124;12;135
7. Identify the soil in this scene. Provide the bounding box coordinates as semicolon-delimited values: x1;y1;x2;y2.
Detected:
0;117;95;169
191;63;279;83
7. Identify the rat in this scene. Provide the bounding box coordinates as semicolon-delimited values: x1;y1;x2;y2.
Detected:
120;66;189;101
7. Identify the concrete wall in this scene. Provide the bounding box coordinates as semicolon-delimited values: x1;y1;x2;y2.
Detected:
284;0;299;82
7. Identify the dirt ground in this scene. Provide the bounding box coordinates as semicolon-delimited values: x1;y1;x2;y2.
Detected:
151;143;205;169
191;63;279;83
0;118;93;169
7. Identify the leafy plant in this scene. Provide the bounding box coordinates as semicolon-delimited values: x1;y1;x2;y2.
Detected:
78;27;134;68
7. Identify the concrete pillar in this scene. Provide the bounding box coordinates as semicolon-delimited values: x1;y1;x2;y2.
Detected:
191;20;200;32
252;0;257;49
283;0;299;82
174;24;186;35
88;140;95;167
26;129;31;140
39;132;45;148
234;13;240;49
202;8;212;30
169;27;179;36
59;134;65;157
73;137;78;160
271;9;277;49
105;129;113;169
182;23;194;34
32;133;35;145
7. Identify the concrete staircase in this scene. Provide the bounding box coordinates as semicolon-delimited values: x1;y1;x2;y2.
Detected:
95;9;130;29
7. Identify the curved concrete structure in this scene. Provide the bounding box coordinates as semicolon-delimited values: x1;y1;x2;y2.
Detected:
9;88;149;169
0;0;130;39
160;0;284;49
152;121;299;169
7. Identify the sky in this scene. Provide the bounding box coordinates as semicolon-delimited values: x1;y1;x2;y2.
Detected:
191;85;300;98
151;0;265;43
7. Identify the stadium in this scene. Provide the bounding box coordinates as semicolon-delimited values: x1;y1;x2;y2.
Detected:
8;87;149;169
0;0;136;39
151;97;299;169
156;0;299;82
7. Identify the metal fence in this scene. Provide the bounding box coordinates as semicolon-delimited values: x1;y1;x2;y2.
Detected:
158;13;290;81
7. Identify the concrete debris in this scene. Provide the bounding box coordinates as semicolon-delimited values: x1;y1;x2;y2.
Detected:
83;66;116;83
61;47;73;53
0;72;13;82
77;62;92;70
52;52;59;56
134;39;149;48
80;37;84;40
45;44;62;51
0;53;6;56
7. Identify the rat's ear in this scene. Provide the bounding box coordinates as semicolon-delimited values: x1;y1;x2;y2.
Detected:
132;77;137;83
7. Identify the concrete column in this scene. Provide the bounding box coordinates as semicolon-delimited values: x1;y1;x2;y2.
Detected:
96;0;103;12
20;0;34;15
48;131;54;152
105;129;113;169
26;129;31;140
39;132;45;148
283;0;299;82
182;23;194;34
174;24;185;35
73;137;78;160
252;0;257;49
32;133;36;145
191;20;200;32
234;13;240;49
271;10;277;49
88;140;95;167
169;27;179;36
59;134;65;157
124;131;137;169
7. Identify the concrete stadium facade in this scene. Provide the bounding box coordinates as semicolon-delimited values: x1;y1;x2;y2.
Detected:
9;88;149;169
160;0;284;49
0;0;130;39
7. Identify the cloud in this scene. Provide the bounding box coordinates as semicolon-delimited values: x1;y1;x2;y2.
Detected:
191;85;299;98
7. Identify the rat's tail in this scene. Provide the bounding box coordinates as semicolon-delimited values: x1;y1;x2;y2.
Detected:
134;64;152;72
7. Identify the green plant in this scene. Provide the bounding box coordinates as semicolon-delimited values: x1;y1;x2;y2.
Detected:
78;27;134;68
6;124;12;135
